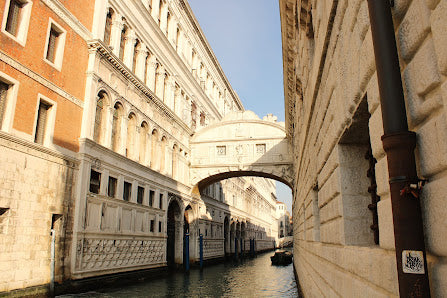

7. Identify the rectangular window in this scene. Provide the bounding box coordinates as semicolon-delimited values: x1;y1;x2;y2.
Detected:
149;190;155;207
0;82;9;129
150;219;154;232
216;146;226;156
159;193;163;209
43;19;66;70
34;101;51;144
123;181;132;201
256;143;266;154
46;27;60;63
5;0;23;36
107;176;117;198
137;186;144;204
2;0;32;46
158;221;162;233
89;170;101;194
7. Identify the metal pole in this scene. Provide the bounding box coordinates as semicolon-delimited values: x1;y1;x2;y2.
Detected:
50;229;55;297
366;1;430;296
185;233;190;272
199;234;203;269
234;237;238;260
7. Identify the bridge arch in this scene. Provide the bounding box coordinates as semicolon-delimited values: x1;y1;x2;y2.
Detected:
190;111;294;189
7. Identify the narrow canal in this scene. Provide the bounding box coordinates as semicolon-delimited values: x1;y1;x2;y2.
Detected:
59;250;298;297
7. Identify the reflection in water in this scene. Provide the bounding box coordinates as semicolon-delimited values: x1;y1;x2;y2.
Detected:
59;250;298;297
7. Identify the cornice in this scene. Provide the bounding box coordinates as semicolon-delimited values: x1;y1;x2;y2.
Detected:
178;0;244;111
40;0;92;41
0;50;84;108
107;1;223;125
0;131;79;167
88;40;193;136
279;0;298;139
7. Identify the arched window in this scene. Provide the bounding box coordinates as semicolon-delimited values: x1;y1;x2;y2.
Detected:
140;121;149;164
111;102;124;152
172;144;178;179
104;9;113;46
93;91;108;144
119;25;127;60
150;129;159;170
132;39;140;74
126;113;137;159
160;136;167;173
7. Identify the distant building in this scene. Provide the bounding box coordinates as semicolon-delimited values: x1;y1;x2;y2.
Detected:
276;201;291;238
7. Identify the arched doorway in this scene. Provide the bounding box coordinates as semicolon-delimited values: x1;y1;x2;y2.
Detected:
167;199;181;268
183;205;193;267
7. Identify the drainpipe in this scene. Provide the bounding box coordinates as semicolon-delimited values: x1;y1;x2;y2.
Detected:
366;1;430;297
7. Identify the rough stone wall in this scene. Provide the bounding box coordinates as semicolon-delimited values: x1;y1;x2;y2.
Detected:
284;0;447;296
0;133;77;292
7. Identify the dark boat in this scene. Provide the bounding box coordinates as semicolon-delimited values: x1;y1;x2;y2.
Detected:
271;250;293;265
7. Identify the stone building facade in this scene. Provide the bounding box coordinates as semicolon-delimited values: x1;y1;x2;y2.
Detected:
280;0;447;296
0;0;279;294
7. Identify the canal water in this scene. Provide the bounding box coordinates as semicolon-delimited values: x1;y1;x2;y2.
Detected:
60;250;298;297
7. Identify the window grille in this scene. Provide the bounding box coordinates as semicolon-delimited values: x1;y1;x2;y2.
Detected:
107;176;117;198
123;181;132;201
149;190;155;206
89;170;101;194
137;186;144;204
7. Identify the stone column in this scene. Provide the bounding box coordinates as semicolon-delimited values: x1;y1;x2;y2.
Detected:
155;65;166;100
135;43;148;81
123;29;137;70
110;14;124;57
151;0;160;23
159;0;168;35
167;15;176;46
145;55;157;91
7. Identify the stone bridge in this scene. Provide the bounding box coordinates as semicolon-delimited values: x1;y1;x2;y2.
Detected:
190;111;293;188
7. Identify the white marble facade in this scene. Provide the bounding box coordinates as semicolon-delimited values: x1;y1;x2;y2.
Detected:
70;0;279;279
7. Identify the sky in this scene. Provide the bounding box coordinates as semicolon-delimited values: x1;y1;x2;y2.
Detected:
187;0;293;213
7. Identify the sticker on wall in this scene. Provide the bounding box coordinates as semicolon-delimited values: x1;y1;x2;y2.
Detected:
402;250;425;274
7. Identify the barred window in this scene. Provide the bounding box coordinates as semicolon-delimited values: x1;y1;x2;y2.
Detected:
123;181;132;201
137;186;144;204
107;176;117;198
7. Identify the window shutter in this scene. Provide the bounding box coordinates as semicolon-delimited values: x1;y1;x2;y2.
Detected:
0;82;9;128
47;28;59;62
35;102;50;144
6;0;21;36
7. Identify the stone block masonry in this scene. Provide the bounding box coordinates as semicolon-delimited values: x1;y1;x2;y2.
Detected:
280;0;447;296
0;132;78;293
